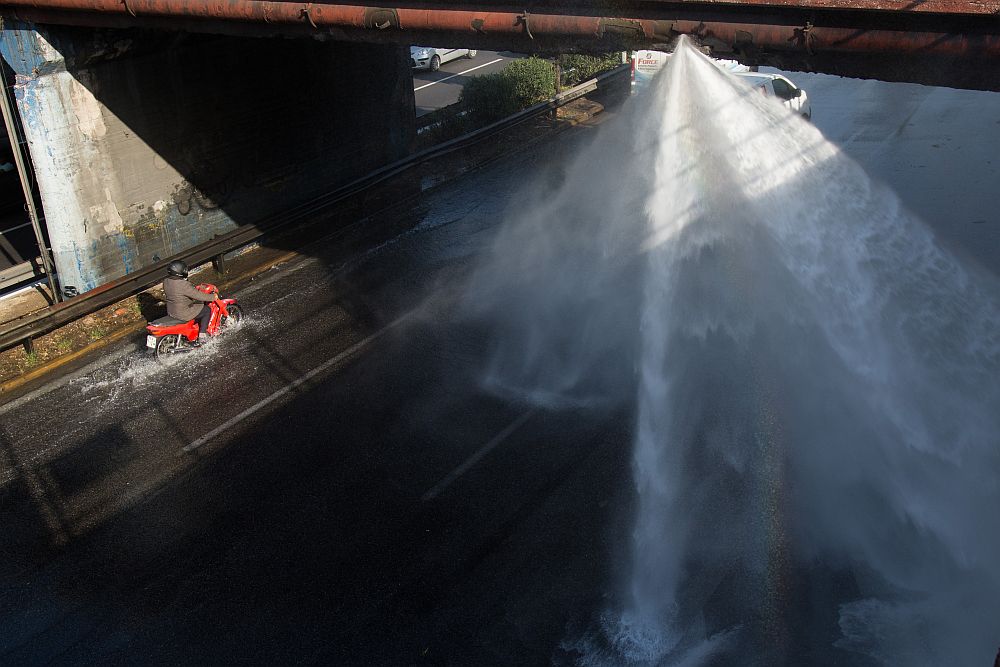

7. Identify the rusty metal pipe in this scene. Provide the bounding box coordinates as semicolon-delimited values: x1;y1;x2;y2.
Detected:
0;2;620;34
671;19;1000;56
373;0;1000;16
1;1;999;58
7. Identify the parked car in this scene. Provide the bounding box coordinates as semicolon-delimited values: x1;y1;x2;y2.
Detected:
628;50;811;119
734;72;812;120
410;47;477;72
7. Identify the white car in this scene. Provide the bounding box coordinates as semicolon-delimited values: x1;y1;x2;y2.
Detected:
410;47;477;72
734;72;812;120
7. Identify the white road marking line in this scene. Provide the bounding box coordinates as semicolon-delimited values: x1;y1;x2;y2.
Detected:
413;58;504;92
0;221;32;235
182;310;416;453
421;409;536;502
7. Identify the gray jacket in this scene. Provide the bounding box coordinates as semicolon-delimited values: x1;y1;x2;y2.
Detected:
163;276;215;320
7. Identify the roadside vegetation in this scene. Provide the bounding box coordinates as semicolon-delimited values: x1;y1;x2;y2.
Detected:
417;52;623;148
556;52;624;87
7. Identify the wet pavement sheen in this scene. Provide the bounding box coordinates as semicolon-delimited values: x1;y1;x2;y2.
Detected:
1;74;999;664
0;118;629;665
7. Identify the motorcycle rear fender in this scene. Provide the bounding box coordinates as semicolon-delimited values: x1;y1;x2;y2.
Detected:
146;321;199;340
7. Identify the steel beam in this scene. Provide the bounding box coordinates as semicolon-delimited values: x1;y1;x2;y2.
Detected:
1;2;999;88
1;3;998;54
326;0;1000;16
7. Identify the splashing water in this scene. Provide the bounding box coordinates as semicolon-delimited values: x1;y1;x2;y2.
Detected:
71;313;258;407
466;38;1000;664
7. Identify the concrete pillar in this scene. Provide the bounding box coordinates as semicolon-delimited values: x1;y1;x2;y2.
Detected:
0;23;415;294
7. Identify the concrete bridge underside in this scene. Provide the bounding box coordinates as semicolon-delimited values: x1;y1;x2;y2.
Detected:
0;1;997;296
0;25;414;295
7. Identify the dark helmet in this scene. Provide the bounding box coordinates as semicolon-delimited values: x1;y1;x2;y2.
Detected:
167;260;189;278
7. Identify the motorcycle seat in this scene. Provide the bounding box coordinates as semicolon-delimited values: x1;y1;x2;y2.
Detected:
149;315;189;326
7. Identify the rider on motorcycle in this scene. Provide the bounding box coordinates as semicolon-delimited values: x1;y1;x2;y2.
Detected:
163;260;221;343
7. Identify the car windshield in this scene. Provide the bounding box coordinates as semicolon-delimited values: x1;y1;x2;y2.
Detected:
735;74;770;87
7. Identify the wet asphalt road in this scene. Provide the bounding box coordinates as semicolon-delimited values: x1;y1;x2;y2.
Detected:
0;118;633;665
2;75;999;665
413;50;519;117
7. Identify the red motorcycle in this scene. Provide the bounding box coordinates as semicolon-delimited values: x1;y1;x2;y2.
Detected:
145;283;243;361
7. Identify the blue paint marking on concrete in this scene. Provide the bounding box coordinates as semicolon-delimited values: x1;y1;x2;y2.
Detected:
15;78;41;139
0;22;65;77
87;240;101;290
4;41;48;154
115;233;136;274
58;241;90;294
13;73;60;180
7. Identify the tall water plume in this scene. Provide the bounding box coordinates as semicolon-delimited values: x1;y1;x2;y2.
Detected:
464;37;1000;664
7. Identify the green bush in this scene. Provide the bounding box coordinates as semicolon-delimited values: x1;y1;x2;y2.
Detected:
557;52;623;87
503;57;557;107
459;72;520;124
460;57;556;125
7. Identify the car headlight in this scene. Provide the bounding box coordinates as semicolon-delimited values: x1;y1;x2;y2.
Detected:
415;49;430;58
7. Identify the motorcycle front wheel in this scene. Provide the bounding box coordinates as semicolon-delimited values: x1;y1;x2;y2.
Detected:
220;304;243;329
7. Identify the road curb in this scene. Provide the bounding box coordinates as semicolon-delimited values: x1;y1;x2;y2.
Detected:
0;248;308;398
0;320;146;396
215;248;304;294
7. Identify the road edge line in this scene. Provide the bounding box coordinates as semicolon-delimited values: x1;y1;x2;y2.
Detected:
0;249;306;401
181;309;417;454
0;320;146;396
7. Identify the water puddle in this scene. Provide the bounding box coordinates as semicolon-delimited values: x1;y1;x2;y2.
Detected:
71;313;262;409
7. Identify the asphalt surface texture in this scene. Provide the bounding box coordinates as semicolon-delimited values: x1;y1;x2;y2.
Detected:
413;51;520;117
1;73;999;665
1;111;628;665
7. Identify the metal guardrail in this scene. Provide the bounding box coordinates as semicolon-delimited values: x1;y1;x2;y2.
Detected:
0;259;40;289
0;64;629;354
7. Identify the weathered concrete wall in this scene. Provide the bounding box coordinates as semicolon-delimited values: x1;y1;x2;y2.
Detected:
0;24;415;294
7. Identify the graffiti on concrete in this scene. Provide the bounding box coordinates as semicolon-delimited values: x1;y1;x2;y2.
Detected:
170;173;233;216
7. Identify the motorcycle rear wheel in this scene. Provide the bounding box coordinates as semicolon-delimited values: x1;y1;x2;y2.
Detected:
153;334;184;363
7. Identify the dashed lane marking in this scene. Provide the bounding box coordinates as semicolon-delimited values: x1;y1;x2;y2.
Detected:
421;409;536;501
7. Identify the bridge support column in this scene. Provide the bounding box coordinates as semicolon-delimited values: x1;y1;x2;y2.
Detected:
0;23;414;294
